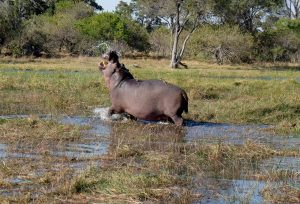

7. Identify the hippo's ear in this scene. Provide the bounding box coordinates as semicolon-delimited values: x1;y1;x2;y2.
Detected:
108;50;119;63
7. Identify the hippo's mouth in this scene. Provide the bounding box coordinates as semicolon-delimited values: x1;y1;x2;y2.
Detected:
99;61;108;70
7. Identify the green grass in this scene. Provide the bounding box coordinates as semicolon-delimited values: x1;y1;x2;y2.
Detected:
1;57;299;133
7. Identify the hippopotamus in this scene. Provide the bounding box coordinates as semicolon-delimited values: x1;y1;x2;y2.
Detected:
99;51;188;125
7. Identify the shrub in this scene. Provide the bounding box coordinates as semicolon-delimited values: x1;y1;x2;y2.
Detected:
2;1;95;57
149;27;171;57
76;12;150;52
188;25;254;63
254;19;300;62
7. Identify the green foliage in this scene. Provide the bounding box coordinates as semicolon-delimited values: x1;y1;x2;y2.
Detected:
0;0;299;62
0;0;51;47
188;25;253;63
76;12;150;51
255;19;300;62
276;18;300;34
212;0;283;32
55;0;77;12
115;0;134;19
149;27;171;57
2;0;96;56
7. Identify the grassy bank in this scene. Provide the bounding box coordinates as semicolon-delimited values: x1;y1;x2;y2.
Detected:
0;57;299;134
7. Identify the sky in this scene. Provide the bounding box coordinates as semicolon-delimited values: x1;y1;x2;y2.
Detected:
96;0;131;12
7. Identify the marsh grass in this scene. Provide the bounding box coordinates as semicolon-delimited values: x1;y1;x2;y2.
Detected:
0;57;300;202
0;118;82;145
0;119;299;202
1;57;299;133
262;184;300;203
56;123;299;202
0;118;104;203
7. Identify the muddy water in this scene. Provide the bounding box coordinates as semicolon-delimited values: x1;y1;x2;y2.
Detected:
0;109;299;201
56;116;110;158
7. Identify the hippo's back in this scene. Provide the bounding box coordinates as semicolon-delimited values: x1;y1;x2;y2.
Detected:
117;79;185;120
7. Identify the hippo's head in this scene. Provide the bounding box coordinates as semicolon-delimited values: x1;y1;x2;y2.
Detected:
99;50;134;89
99;61;118;89
99;50;121;72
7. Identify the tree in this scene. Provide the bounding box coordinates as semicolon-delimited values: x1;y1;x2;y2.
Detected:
2;0;97;56
136;0;209;68
188;25;254;63
83;0;103;11
284;0;300;19
213;0;283;33
116;0;163;31
116;0;134;19
255;18;300;62
149;27;171;57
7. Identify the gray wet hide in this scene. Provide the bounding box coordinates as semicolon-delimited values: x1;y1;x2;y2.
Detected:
99;58;188;125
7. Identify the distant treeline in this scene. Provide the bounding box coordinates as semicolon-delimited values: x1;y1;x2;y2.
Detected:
0;0;299;64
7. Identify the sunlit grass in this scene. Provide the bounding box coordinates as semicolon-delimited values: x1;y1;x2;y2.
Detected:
1;57;299;134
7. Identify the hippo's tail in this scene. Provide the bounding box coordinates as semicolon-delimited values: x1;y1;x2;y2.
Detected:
181;90;188;113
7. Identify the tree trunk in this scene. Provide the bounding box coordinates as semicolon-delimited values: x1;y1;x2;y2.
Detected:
170;2;180;68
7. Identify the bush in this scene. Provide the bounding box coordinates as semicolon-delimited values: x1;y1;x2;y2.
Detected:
20;17;50;56
2;1;95;57
149;27;171;57
255;19;300;62
188;25;254;63
76;12;150;52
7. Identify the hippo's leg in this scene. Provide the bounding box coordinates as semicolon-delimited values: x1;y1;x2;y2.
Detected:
108;106;125;115
108;107;116;116
128;114;137;121
170;115;183;126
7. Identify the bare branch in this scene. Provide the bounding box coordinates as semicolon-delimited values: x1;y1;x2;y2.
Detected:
161;16;171;27
178;23;197;60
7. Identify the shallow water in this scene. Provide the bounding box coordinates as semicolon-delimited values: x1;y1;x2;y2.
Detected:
185;121;300;150
0;109;299;201
196;179;268;204
261;156;300;173
56;115;110;158
0;114;110;159
0;143;6;158
1;110;299;157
